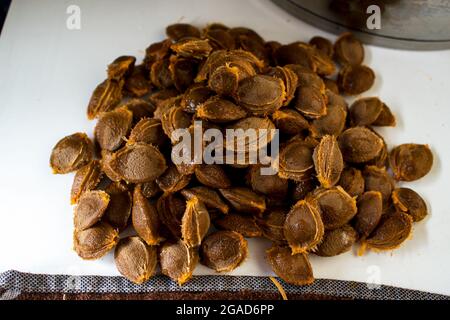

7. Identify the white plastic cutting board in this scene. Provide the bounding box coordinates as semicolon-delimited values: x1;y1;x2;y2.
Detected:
1;0;450;295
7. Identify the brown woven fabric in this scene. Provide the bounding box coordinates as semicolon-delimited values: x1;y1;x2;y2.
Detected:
4;289;347;300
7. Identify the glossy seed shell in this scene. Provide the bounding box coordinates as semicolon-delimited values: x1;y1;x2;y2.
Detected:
392;188;428;222
354;191;383;238
266;246;314;285
315;225;357;257
338;127;383;163
313;186;357;230
284;199;324;254
94;107;133;151
236;75;286;115
365;211;413;251
338;167;365;197
389;144;433;181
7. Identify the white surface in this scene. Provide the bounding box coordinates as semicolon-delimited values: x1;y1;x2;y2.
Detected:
1;0;450;295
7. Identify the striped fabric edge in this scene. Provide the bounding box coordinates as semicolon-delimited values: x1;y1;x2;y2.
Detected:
0;270;448;300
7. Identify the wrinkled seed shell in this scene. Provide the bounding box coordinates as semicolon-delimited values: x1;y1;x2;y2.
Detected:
50;133;93;174
200;231;248;272
114;237;157;284
132;186;163;245
338;127;383;163
160;240;198;286
181;197;211;247
73;222;118;260
313;135;344;188
110;143;167;183
74;190;110;231
70;160;103;204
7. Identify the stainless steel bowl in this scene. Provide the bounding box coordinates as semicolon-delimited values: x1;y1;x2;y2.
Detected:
273;0;450;50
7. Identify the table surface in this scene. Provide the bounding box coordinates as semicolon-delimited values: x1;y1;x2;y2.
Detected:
1;0;450;296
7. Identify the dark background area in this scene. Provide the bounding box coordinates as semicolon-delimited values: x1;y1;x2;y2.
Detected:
0;0;11;35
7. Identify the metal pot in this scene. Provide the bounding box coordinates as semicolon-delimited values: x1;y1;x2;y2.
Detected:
272;0;450;50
